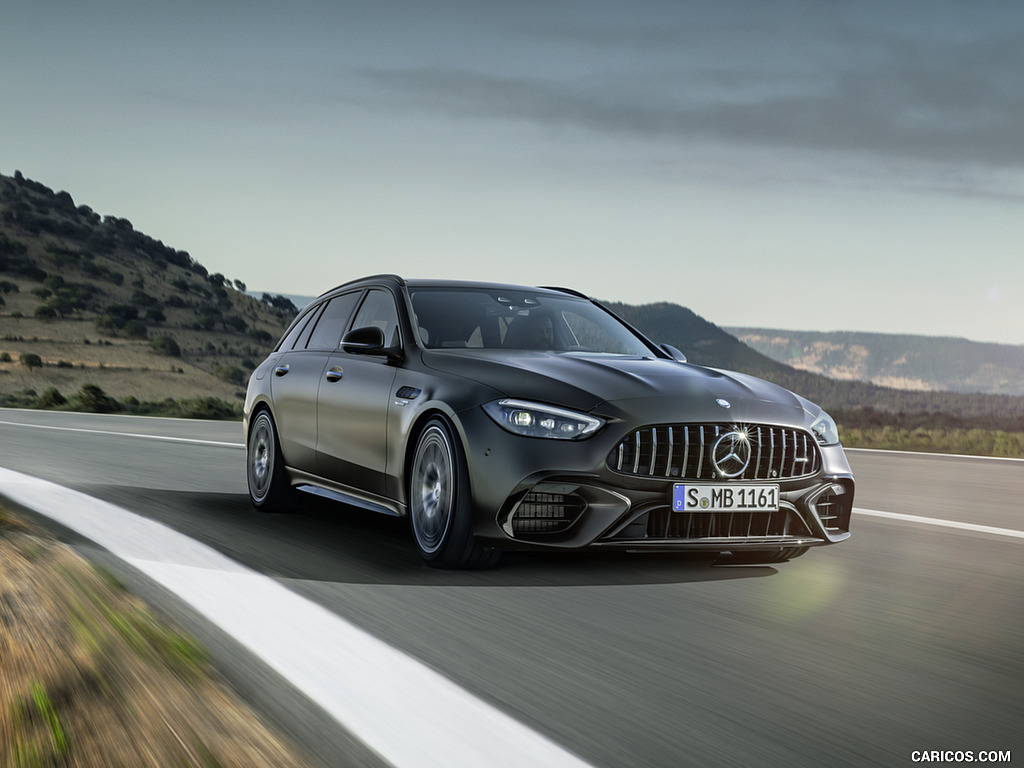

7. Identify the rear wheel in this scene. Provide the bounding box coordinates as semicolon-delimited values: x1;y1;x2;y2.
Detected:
247;410;295;512
408;418;500;569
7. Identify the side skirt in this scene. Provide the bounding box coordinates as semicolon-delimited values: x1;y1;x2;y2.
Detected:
287;468;406;518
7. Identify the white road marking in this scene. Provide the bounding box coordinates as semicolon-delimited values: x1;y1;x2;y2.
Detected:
0;467;593;768
855;507;1024;540
0;419;242;448
844;446;1024;463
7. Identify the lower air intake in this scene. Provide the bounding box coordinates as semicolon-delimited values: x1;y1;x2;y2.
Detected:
639;506;812;540
510;492;586;535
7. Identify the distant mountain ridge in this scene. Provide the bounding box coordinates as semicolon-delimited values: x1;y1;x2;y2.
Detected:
727;327;1024;397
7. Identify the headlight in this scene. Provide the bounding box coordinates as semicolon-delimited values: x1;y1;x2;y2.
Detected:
811;410;840;446
483;399;604;440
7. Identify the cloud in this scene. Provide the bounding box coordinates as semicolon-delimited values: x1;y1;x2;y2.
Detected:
358;27;1024;168
349;6;1024;198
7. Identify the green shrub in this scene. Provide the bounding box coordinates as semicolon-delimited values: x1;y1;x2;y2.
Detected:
72;384;120;413
214;365;246;386
150;335;181;357
37;387;67;407
122;320;148;339
178;396;240;420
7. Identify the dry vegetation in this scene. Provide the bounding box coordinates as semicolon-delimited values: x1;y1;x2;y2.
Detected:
0;504;318;768
0;317;247;404
1;170;296;412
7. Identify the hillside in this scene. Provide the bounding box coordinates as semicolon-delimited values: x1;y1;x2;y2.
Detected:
0;170;293;413
608;302;1024;432
4;169;1023;434
727;327;1024;397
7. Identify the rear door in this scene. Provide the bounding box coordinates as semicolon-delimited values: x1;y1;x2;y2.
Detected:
271;291;361;471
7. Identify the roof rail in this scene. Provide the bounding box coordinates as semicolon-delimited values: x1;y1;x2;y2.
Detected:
540;285;591;299
316;273;406;298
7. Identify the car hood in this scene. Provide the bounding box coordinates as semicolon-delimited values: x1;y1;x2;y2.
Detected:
421;350;813;426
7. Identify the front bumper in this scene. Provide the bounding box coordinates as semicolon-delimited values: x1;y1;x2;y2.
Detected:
458;407;854;552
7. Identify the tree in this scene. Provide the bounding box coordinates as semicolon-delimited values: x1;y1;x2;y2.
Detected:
262;293;298;314
20;352;43;370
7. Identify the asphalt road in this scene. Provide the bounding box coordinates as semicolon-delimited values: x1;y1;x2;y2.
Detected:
2;408;1022;767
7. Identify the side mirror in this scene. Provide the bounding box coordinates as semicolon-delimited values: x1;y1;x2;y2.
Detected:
341;326;386;354
660;343;687;363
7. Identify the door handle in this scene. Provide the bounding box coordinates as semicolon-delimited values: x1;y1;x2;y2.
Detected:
325;367;343;382
274;364;290;376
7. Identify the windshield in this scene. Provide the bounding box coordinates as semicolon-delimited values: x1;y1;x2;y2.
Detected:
408;288;656;357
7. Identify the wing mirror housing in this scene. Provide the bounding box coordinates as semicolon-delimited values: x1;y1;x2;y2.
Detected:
341;326;401;360
660;343;687;363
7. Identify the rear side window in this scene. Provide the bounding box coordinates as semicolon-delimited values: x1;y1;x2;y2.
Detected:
306;292;362;350
277;304;323;351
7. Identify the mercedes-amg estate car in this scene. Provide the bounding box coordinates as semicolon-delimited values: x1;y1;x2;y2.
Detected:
244;275;854;568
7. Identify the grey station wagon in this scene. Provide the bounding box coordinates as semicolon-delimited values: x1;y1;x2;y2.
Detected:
244;275;854;568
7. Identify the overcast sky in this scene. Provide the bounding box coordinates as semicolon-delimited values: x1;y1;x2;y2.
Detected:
3;1;1022;344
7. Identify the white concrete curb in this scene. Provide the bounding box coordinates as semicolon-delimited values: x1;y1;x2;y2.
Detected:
0;466;593;768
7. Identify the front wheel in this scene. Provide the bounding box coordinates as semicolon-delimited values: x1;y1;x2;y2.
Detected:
408;418;499;569
247;410;295;512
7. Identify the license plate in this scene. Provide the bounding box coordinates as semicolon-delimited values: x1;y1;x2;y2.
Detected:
672;484;779;513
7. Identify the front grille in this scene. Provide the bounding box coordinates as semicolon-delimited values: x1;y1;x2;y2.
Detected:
636;506;812;541
509;492;586;534
608;423;821;481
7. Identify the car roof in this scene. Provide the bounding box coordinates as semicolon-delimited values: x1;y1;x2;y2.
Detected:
315;275;588;300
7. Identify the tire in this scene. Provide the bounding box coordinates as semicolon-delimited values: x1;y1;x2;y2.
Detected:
408;418;500;569
246;410;295;512
716;546;809;565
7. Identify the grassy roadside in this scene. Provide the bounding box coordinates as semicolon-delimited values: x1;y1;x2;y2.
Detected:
839;425;1024;458
0;503;318;768
0;385;242;419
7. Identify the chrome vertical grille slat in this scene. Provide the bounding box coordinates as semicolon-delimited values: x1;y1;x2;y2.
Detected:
779;430;788;478
665;427;674;479
695;426;705;478
682;426;690;478
607;423;821;481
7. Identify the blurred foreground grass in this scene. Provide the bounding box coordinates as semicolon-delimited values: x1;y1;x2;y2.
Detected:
0;503;317;768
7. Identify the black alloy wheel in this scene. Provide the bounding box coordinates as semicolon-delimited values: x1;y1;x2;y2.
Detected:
247;410;294;512
408;418;499;569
